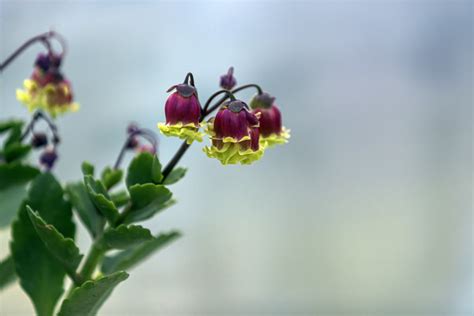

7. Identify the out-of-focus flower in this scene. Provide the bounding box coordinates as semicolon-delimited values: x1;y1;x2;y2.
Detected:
250;92;290;147
39;147;58;170
158;83;203;144
203;100;264;165
16;53;79;118
220;67;237;90
31;132;48;148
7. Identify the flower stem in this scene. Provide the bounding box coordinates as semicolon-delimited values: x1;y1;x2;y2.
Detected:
0;31;61;72
79;241;104;283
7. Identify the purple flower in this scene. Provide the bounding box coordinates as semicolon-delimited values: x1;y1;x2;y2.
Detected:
164;84;201;126
219;67;237;90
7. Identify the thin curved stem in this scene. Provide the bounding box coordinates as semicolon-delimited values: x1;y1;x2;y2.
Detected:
203;84;263;117
202;89;236;117
20;110;60;147
113;128;158;169
0;31;66;72
183;72;195;87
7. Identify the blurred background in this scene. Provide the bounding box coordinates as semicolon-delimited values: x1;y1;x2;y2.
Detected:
0;1;472;315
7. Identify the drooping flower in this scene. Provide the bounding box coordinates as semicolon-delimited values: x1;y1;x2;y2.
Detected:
16;53;79;118
158;83;203;144
250;92;290;147
220;67;237;90
39;147;58;170
203;100;265;165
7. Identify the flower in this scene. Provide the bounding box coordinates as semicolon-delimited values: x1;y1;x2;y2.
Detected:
250;92;290;147
220;67;237;90
203;100;265;165
31;132;48;148
158;83;203;144
39;147;58;170
16;53;79;118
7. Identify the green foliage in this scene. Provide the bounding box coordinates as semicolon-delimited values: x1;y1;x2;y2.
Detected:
110;190;129;208
102;231;181;274
81;161;94;176
57;271;129;316
66;182;105;238
101;167;123;190
163;167;187;185
10;173;75;316
124;183;173;223
126;152;162;188
0;256;16;290
27;207;83;276
3;143;32;162
84;175;119;226
102;224;154;249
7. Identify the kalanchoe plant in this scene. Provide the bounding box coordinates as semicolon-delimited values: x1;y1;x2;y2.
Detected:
0;31;290;315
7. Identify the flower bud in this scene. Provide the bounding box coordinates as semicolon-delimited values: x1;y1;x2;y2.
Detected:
158;83;203;144
250;93;290;147
220;67;237;90
126;136;139;149
39;148;58;170
17;53;79;118
31;132;48;148
203;100;265;165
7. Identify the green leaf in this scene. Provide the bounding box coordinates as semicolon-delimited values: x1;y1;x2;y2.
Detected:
101;167;123;190
103;224;153;249
27;207;83;274
124;183;172;223
0;119;23;134
0;256;17;290
10;173;75;316
3;143;31;162
0;163;39;228
81;161;95;176
66;182;105;238
84;176;119;226
163;167;187;185
102;231;181;274
110;190;129;208
0;163;40;189
57;271;129;316
3;123;23;147
126;152;162;188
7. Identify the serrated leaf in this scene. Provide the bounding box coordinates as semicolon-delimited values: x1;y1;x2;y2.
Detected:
124;183;172;223
57;271;129;316
84;176;119;226
66;182;105;238
81;161;94;176
126;152;162;188
163;167;187;185
103;224;153;249
27;207;83;274
110;190;129;208
102;231;181;274
101;167;123;190
0;163;39;228
0;256;16;290
10;172;75;316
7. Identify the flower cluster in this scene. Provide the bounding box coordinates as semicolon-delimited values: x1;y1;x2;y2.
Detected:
16;53;79;118
158;68;290;165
